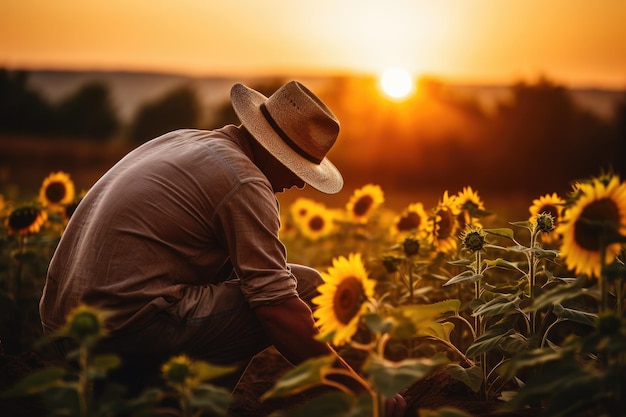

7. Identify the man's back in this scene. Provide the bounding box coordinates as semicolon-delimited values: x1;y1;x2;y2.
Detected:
39;127;279;334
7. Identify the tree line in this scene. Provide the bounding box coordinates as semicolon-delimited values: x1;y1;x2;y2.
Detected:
1;68;625;193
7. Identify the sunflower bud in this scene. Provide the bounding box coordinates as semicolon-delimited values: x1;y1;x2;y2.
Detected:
382;255;401;273
402;236;420;257
536;212;555;233
162;355;195;385
64;305;106;345
462;228;486;253
6;206;47;236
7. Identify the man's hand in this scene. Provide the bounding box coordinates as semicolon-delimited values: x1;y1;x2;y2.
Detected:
385;393;407;417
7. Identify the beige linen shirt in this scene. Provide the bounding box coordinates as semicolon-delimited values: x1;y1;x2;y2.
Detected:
40;126;298;334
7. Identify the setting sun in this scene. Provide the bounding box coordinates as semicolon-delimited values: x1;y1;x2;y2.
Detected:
379;67;415;100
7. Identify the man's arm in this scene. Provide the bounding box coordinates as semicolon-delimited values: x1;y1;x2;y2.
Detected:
254;296;330;365
255;297;407;417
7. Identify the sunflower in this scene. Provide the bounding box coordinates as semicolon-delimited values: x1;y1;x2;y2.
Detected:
290;197;321;226
390;202;432;240
529;192;564;241
557;175;626;279
58;304;108;346
161;354;234;390
5;206;48;236
162;355;196;387
312;253;376;346
432;191;461;254
297;203;336;241
346;184;385;224
39;171;76;210
456;186;486;230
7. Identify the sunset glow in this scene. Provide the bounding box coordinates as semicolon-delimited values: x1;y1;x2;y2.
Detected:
1;0;626;88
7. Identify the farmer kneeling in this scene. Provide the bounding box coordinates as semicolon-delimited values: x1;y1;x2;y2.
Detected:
39;81;405;416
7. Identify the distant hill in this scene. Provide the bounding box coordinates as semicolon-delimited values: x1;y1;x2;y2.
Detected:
25;69;624;123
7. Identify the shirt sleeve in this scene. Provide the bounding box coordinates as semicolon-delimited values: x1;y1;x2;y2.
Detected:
212;179;298;308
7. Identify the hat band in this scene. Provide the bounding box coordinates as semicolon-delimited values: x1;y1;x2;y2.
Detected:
260;103;322;164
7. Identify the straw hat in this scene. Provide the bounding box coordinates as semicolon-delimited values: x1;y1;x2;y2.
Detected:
230;81;343;194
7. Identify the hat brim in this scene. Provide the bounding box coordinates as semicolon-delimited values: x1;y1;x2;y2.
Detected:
230;83;343;195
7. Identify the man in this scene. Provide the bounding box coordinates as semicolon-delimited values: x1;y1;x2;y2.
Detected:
39;81;405;414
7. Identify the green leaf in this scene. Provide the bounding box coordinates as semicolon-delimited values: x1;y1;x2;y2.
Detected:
552;303;597;327
418;407;473;417
528;275;588;311
484;228;516;241
363;312;394;335
390;300;460;340
418;321;456;343
447;259;472;266
472;294;520;317
262;355;334;400
498;348;565;381
1;366;68;398
269;391;368;417
193;360;238;383
442;271;483;286
189;384;233;415
483;258;525;274
365;355;447;398
510;220;532;229
444;364;483;393
529;247;559;260
398;299;461;319
91;353;121;373
465;317;518;358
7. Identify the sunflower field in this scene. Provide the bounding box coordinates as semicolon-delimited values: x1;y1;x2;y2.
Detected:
1;170;626;417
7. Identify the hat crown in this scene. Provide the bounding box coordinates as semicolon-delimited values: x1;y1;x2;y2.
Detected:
262;81;339;164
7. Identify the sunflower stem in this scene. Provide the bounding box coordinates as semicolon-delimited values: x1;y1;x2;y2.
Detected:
529;228;540;335
328;345;373;394
77;343;91;417
14;235;25;301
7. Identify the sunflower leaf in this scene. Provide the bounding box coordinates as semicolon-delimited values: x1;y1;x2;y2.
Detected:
509;221;532;230
527;275;588;311
442;271;483;286
447;259;472;266
261;355;334;400
417;321;456;343
465;316;518;358
418;407;474;417
529;247;560;260
363;312;394;335
364;355;448;397
1;366;68;398
552;303;597;327
484;228;516;241
444;364;483;393
189;385;233;414
269;391;369;417
483;258;525;274
472;294;520;317
397;299;461;322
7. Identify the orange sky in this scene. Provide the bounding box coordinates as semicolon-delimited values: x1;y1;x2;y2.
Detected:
2;0;626;88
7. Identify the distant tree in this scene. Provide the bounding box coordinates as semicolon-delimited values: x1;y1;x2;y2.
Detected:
0;69;54;135
614;91;626;178
128;84;201;143
55;81;120;141
485;77;614;190
204;78;285;129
